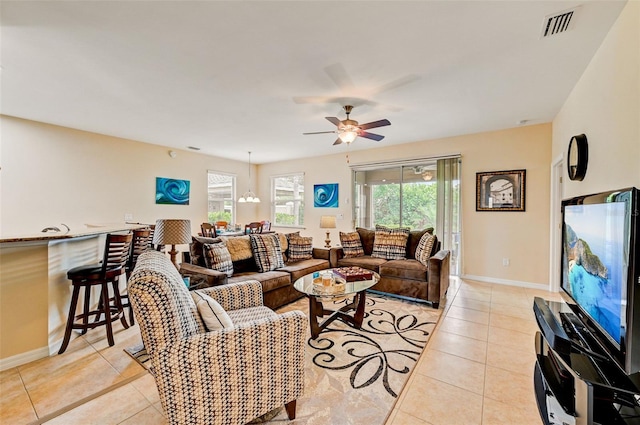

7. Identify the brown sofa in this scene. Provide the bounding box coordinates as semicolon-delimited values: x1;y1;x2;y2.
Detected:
329;228;450;308
180;234;330;309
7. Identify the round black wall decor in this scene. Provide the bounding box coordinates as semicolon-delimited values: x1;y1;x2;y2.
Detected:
567;134;588;181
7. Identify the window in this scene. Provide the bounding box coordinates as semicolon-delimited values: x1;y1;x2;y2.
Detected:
353;157;461;274
271;173;304;227
207;171;235;224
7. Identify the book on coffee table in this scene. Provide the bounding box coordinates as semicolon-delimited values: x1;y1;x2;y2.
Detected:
332;266;373;282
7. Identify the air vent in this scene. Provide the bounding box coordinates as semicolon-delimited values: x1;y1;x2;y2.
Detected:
541;6;580;38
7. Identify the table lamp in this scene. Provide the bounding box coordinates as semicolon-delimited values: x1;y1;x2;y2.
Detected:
153;219;192;269
320;215;337;248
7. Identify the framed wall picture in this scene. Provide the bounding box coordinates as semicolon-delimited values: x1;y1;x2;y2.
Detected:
156;177;190;205
314;183;339;208
476;169;525;211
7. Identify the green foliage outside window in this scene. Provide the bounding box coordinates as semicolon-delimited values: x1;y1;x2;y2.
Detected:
208;211;232;223
372;182;437;229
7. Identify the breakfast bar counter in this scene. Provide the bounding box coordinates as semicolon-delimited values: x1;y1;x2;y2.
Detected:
0;224;146;370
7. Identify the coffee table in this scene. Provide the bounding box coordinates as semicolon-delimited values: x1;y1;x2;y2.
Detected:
293;269;379;339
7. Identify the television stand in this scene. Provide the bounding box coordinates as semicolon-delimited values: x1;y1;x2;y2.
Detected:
533;297;640;425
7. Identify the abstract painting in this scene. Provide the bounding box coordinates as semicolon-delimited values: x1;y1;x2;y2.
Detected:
314;183;339;208
156;177;190;205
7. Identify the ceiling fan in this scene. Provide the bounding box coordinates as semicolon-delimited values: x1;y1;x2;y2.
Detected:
303;105;391;145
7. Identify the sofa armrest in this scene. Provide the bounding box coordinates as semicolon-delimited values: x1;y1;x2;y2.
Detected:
179;262;228;290
151;310;306;425
312;247;330;261
329;247;344;268
196;280;264;310
427;250;450;307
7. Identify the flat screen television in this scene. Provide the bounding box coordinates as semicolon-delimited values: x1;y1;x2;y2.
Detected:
561;187;639;376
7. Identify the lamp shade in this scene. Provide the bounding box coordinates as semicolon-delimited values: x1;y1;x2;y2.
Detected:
319;215;337;229
153;219;192;245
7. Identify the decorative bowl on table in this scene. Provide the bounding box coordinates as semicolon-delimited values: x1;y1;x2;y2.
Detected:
312;278;346;295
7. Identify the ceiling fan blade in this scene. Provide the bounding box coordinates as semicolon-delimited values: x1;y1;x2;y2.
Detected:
333;138;343;145
303;131;336;135
325;117;342;127
324;63;354;92
293;96;342;104
359;119;391;130
359;131;385;142
369;74;421;96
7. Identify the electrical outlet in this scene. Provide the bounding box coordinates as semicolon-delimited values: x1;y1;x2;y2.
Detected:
502;258;510;266
124;213;133;221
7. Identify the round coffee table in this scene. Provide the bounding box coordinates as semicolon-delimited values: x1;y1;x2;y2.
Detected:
293;269;379;339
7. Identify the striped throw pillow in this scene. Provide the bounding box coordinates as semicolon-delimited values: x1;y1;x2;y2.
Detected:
287;235;313;262
191;291;234;331
415;233;436;267
339;231;365;258
203;242;234;277
250;234;285;272
371;226;410;260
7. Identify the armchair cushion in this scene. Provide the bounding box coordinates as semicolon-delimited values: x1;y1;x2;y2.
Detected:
250;234;285;272
191;291;234;331
203;241;234;277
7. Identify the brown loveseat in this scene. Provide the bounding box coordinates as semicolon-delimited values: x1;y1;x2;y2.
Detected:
329;227;450;308
180;234;330;309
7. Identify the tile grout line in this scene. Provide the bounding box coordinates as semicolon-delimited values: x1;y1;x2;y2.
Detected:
26;370;150;425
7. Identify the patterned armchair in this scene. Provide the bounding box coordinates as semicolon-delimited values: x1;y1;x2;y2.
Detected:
128;250;306;425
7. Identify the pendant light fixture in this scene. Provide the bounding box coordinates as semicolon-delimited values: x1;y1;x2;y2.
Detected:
238;151;260;203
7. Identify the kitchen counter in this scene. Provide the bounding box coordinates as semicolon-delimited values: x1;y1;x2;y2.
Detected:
0;223;148;370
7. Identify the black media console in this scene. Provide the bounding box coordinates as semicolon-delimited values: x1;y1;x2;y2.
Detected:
533;297;640;425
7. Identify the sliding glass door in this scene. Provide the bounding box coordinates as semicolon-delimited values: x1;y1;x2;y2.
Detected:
352;157;461;275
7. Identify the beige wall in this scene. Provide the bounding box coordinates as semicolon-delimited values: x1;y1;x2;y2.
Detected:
0;116;260;238
3;116;551;288
259;124;552;287
553;0;640;197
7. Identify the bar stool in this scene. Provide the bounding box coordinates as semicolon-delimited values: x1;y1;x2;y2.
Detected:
58;233;133;354
123;228;152;325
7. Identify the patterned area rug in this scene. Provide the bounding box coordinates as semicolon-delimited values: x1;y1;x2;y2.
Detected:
125;292;441;425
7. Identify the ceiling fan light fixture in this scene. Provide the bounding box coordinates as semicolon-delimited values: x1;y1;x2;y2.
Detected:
338;126;359;144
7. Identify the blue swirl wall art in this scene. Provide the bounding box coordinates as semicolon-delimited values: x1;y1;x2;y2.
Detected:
156;177;190;205
314;183;339;208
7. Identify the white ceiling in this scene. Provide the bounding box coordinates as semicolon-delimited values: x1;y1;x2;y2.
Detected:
0;1;626;164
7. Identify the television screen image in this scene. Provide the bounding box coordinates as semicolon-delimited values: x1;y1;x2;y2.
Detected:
562;201;628;347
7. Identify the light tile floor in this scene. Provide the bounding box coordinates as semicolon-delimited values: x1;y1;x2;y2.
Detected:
385;277;562;425
0;277;560;424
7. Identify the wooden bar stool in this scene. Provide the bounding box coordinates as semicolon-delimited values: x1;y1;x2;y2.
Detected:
58;233;133;354
123;228;152;325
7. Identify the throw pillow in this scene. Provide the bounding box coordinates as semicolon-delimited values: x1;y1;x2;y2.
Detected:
371;226;410;260
415;232;436;267
190;235;221;267
339;231;365;258
220;235;253;262
203;242;234;277
191;291;234;331
287;235;313;262
250;234;285;272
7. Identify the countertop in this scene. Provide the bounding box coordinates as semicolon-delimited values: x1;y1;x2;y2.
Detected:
0;223;148;244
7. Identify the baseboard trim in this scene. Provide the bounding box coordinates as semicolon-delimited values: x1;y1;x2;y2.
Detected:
0;346;50;371
461;274;551;291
